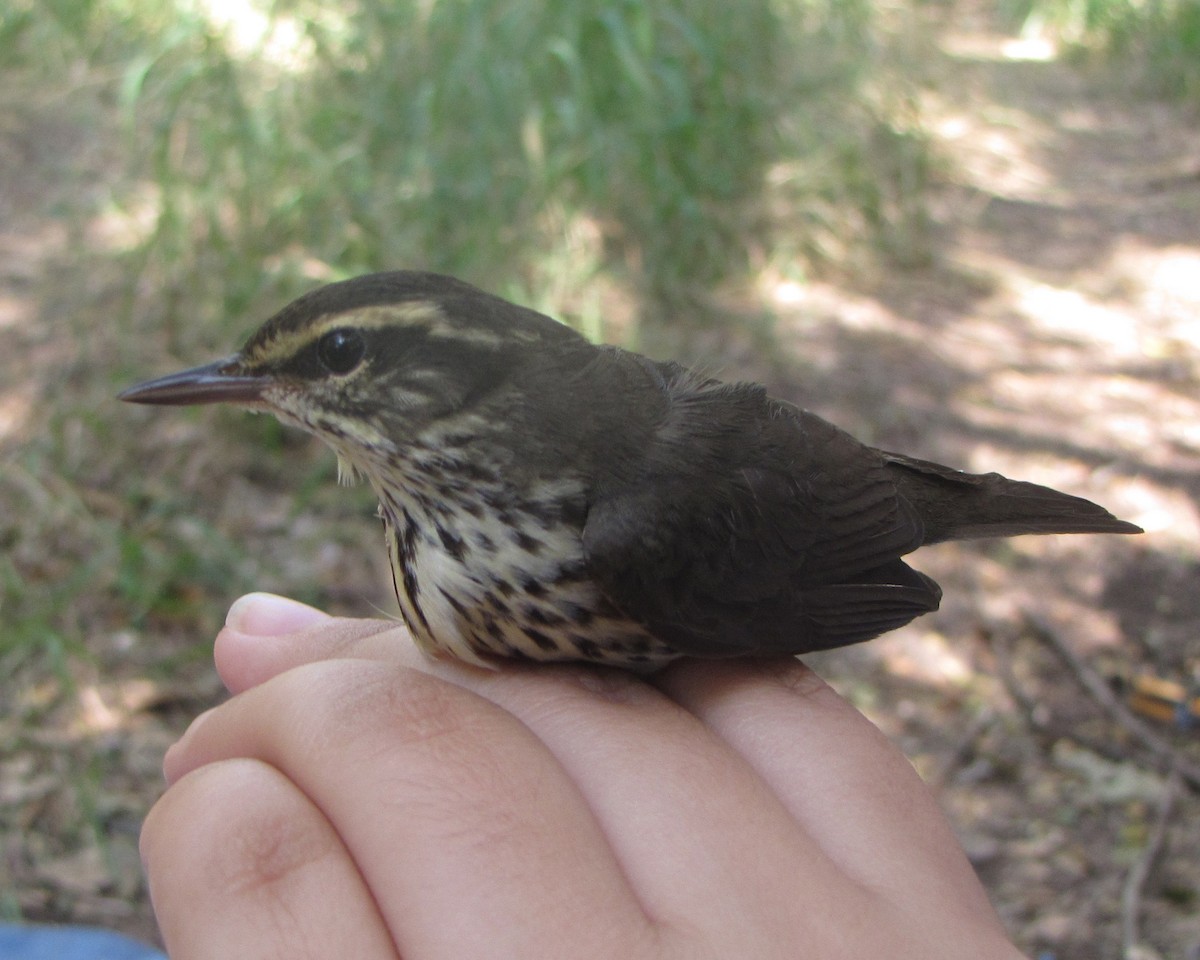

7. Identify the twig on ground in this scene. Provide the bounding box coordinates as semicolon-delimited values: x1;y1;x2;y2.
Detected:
1121;766;1182;958
928;705;996;789
1023;610;1200;793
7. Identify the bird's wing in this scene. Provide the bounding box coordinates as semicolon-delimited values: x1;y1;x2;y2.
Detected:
582;363;940;657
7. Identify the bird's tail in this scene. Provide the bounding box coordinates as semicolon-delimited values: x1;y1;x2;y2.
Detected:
881;451;1143;544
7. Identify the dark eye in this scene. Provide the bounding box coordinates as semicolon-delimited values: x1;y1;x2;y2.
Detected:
316;328;366;375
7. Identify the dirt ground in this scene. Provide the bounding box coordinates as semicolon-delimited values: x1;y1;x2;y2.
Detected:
1;3;1198;958
791;9;1200;958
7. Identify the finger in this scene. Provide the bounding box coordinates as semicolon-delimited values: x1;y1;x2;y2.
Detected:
165;659;654;960
225;592;331;634
443;663;871;953
653;657;1002;923
141;759;399;960
215;599;404;692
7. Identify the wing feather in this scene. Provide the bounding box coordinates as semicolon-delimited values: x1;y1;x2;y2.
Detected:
582;359;940;657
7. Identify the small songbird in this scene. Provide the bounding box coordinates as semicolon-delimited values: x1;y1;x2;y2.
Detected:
120;271;1142;668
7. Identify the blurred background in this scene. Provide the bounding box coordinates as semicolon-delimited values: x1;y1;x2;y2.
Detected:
1;0;1197;955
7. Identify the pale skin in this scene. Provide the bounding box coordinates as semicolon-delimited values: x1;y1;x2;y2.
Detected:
140;593;1026;960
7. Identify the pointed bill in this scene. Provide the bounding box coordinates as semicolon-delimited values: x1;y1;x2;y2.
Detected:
118;357;269;406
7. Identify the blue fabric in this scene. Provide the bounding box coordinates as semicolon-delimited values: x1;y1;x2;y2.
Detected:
0;924;165;960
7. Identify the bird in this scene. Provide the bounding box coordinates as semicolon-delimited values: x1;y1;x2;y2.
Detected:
119;270;1142;668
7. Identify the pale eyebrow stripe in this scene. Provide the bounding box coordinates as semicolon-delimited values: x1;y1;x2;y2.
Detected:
245;301;505;366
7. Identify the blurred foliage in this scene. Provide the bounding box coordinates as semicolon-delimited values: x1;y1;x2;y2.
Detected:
2;0;932;338
1016;0;1200;100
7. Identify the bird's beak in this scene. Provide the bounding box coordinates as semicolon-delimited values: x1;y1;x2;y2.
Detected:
118;356;270;406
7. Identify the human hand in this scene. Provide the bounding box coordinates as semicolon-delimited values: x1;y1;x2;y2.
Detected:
140;593;1023;959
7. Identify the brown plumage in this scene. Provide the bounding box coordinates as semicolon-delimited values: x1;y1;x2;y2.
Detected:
120;271;1142;667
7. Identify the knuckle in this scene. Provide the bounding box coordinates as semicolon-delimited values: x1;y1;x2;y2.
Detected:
306;662;527;816
278;660;482;759
145;759;337;900
224;803;334;897
771;658;836;701
556;662;659;704
377;666;492;747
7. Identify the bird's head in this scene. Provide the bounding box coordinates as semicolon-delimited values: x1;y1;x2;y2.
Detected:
120;271;588;479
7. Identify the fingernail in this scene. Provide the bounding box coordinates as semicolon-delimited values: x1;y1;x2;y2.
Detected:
225;593;329;636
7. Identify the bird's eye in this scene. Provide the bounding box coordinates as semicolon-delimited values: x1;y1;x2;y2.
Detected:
316;328;366;375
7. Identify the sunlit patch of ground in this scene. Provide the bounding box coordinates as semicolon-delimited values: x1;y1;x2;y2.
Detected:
779;7;1200;954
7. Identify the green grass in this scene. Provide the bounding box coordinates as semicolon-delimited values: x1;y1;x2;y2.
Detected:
6;0;933;333
1017;0;1200;101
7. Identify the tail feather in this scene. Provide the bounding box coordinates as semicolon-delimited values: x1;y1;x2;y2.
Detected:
881;451;1143;544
